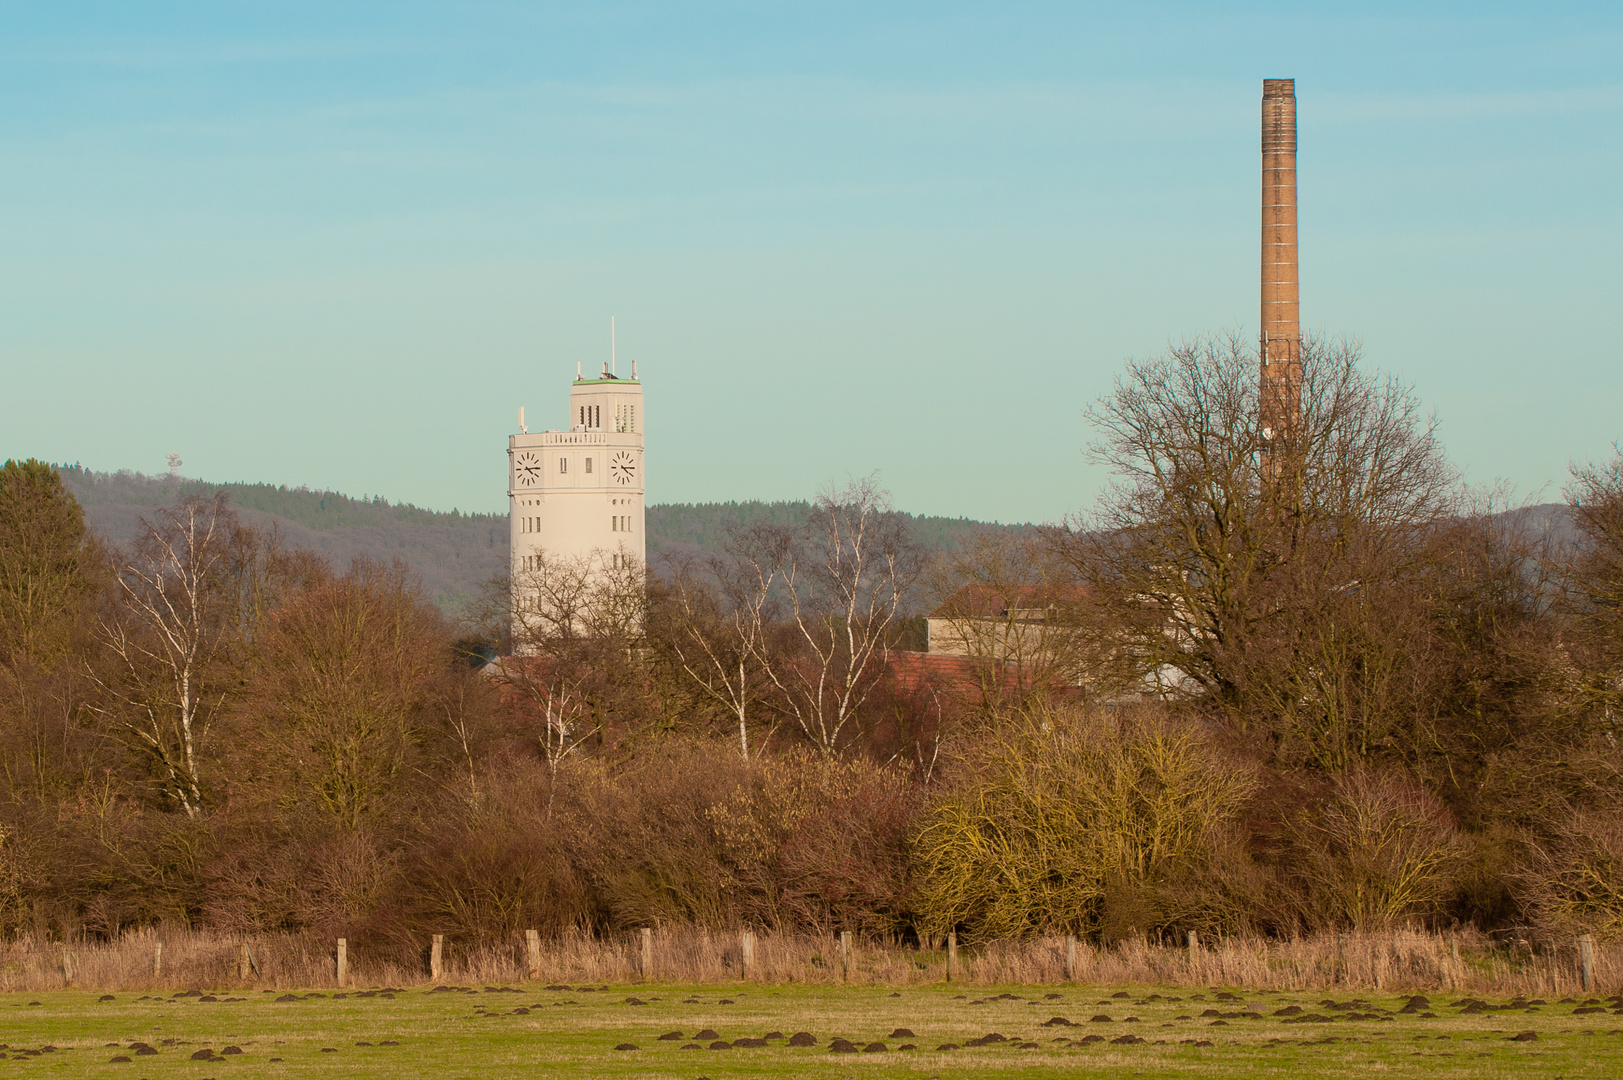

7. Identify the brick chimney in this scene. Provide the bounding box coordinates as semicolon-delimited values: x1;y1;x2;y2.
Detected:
1260;78;1300;461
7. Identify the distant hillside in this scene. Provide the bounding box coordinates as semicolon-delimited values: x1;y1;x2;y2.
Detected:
62;468;509;612
646;500;1033;559
58;469;1033;613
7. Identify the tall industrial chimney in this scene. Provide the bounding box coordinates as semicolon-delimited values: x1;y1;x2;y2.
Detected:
1260;78;1300;462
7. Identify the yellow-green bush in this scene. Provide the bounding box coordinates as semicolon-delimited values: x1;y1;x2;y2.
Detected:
911;708;1256;941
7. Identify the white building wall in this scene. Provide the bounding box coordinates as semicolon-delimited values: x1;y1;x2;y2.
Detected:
507;374;645;583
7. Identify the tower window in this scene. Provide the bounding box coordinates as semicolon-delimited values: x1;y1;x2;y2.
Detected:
559;457;568;473
585;457;593;474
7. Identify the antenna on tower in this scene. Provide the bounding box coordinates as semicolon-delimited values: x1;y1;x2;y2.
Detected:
611;315;617;376
576;361;581;380
519;406;527;434
165;453;183;478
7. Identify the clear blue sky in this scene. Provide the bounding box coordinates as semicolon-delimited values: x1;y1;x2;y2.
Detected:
2;2;1618;522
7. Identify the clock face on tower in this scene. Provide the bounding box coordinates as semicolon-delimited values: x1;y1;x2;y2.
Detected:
514;451;542;486
610;450;638;486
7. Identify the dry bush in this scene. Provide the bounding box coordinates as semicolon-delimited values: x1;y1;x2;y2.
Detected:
912;706;1257;942
1520;805;1623;941
571;742;918;934
1290;768;1463;930
722;752;918;935
399;761;594;950
565;742;753;928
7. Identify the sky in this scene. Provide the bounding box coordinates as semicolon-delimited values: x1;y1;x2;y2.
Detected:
1;2;1619;524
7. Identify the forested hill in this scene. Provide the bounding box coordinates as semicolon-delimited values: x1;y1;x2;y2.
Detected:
58;468;1031;612
645;500;1033;558
62;467;508;612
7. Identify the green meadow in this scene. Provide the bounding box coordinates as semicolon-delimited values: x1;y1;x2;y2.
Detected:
1;982;1620;1078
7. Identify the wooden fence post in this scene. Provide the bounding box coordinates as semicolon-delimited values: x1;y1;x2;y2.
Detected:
526;929;541;980
946;931;958;982
741;930;755;981
62;950;73;986
1064;935;1077;981
1579;934;1595;993
336;938;347;988
640;928;653;980
239;944;251;981
1188;930;1199;978
154;942;162;979
430;935;444;982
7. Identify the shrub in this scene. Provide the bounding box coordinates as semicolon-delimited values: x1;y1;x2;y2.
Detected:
1519;806;1623;941
911;707;1256;942
1289;768;1462;930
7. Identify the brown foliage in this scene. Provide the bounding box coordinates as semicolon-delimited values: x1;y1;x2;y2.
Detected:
1059;335;1457;757
1286;768;1463;931
237;557;451;829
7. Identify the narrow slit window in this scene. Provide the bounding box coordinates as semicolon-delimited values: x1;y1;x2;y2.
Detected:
559;457;568;473
585;457;593;474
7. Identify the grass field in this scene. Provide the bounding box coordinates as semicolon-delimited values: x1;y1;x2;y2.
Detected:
1;981;1620;1079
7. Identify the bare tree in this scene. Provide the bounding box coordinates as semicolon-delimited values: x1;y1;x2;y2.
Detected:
482;546;650;762
0;460;108;801
925;530;1106;719
507;546;644;649
243;558;443;831
658;541;779;758
746;476;921;755
1056;334;1457;759
91;494;251;815
1561;448;1623;726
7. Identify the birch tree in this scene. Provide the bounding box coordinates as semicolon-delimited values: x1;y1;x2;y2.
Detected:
659;535;779;758
93;494;246;815
750;477;920;755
